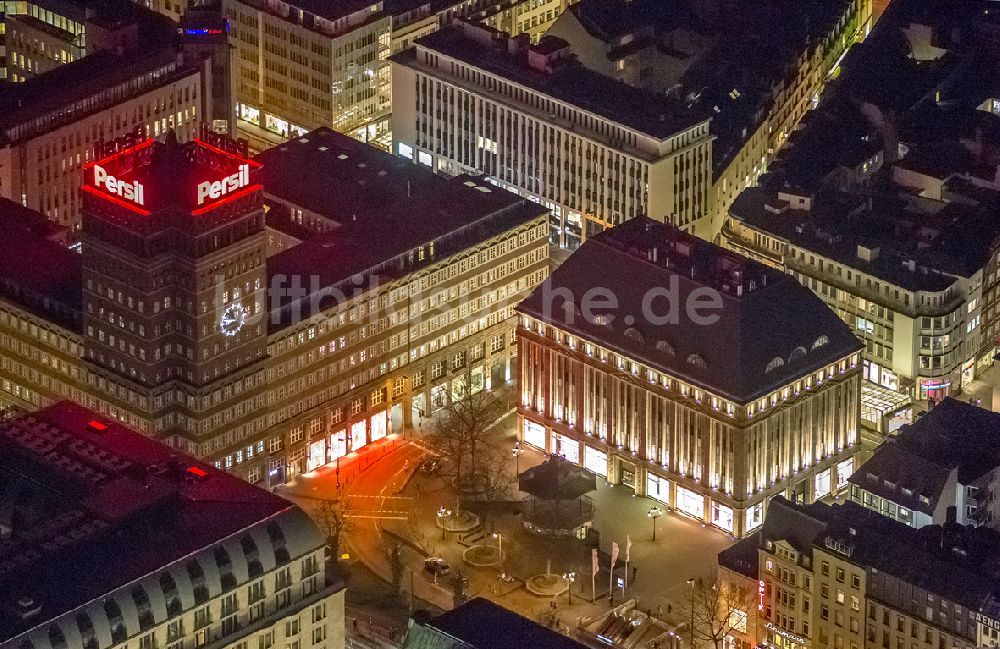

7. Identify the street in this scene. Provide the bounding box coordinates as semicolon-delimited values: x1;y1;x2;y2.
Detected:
279;418;737;640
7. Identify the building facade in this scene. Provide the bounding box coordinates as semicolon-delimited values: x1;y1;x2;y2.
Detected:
0;400;346;649
546;0;872;243
726;497;1000;649
223;0;393;151
724;185;997;421
516;217;863;538
0;127;548;485
848;397;1000;530
391;21;713;249
0;0;235;236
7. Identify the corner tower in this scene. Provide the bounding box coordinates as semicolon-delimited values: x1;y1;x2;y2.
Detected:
80;128;267;393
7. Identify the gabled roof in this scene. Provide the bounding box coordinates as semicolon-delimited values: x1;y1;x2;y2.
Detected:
517;218;861;403
849;398;1000;513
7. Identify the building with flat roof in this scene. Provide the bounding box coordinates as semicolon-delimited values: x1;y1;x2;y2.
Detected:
0;2;233;235
516;216;862;537
0;400;345;649
0;126;548;485
390;20;713;249
849;397;1000;530
546;0;872;242
721;495;1000;649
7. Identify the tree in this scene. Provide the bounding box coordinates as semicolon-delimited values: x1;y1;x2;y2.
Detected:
383;539;405;599
314;498;352;559
448;569;468;607
684;570;755;649
426;377;511;494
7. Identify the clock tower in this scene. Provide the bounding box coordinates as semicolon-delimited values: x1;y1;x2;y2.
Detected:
81;128;267;440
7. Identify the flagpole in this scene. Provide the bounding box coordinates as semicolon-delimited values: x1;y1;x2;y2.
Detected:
624;534;632;591
591;548;598;604
610;542;619;606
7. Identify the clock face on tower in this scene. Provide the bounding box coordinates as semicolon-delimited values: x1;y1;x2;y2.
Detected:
219;303;247;337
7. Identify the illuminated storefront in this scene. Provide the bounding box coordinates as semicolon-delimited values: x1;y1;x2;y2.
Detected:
647;473;669;504
265;114;289;137
523;419;546;450
307;438;325;471
919;378;951;401
814;468;832;499
677;486;704;520
451;375;468;401
329;429;347;462
431;384;448;411
470;366;485;394
745;502;764;532
584;446;607;476
370;409;388;443
238;103;260;125
552;432;579;464
350;420;367;451
836;458;854;491
711;500;734;533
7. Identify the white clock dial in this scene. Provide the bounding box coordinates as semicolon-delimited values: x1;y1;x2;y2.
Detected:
219;303;247;337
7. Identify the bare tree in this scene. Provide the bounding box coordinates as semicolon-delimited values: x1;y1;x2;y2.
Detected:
426;377;511;493
382;538;405;599
314;498;352;559
683;570;755;649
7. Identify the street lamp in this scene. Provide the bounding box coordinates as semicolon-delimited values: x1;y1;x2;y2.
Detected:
647;506;663;541
492;531;503;558
512;441;524;476
687;577;696;649
562;571;577;605
438;506;452;540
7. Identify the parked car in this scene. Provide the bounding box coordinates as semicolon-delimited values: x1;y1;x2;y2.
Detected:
424;557;450;576
420;458;442;474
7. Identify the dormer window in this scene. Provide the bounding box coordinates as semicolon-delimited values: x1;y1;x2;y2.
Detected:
687;354;707;369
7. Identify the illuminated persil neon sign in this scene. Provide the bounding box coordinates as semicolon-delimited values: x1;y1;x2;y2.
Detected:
93;164;145;205
197;164;250;205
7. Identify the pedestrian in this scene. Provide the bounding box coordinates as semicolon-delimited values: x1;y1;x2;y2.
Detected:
632;566;638;583
352;619;358;633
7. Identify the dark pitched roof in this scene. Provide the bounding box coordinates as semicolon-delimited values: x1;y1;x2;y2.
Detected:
425;599;588;649
818;501;1000;613
517;217;861;403
718;533;760;580
847;443;952;515
759;496;832;556
395;24;708;140
0;402;306;640
850;398;1000;511
754;496;1000;616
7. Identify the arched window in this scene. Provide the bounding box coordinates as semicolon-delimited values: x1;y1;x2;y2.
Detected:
687;354;707;369
812;335;829;350
593;314;612;326
788;346;807;363
765;357;784;374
